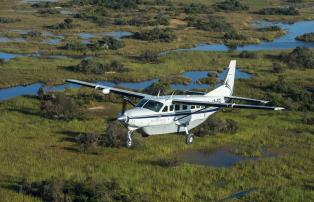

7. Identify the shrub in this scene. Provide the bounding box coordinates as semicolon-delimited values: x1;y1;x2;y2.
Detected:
73;0;138;10
38;8;60;15
143;82;172;95
272;63;285;73
99;121;127;147
214;0;248;11
40;93;81;120
69;59;127;74
188;16;233;32
192;117;238;136
223;30;246;40
0;17;20;23
138;51;160;63
19;177;141;202
295;32;314;42
302;113;314;125
281;47;314;68
238;50;258;58
132;27;176;42
155;14;170;26
96;36;125;50
76;133;100;152
155;157;182;167
257;26;282;32
48;18;74;29
255;7;299;15
62;42;87;51
31;2;52;8
184;3;209;14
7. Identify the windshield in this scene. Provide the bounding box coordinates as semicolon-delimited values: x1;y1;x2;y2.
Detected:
135;99;148;107
143;100;164;112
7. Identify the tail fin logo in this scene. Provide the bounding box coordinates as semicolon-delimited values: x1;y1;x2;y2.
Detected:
225;79;232;91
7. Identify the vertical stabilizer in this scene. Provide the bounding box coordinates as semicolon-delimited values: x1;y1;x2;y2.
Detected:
205;60;236;96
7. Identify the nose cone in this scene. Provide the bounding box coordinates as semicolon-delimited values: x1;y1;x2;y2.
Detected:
117;114;128;122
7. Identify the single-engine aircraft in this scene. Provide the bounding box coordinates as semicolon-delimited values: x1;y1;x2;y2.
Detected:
66;60;284;147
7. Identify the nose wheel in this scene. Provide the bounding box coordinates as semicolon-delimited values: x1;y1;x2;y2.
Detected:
126;130;133;148
184;126;194;145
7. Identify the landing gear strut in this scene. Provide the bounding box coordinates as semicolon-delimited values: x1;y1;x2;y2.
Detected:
126;130;133;148
184;126;194;145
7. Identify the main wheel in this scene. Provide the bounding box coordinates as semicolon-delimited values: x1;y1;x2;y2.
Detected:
185;134;194;144
126;136;132;148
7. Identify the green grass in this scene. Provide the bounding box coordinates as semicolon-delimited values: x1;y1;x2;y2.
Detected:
0;90;313;201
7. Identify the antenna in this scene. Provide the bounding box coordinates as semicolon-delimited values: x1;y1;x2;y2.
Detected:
170;91;175;99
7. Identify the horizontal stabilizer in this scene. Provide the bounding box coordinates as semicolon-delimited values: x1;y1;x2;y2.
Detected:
172;99;284;111
225;96;269;104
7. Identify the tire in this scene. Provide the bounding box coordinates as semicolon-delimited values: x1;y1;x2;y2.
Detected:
185;134;194;144
126;137;132;148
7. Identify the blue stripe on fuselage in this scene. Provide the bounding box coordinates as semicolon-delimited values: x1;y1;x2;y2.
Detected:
128;108;219;120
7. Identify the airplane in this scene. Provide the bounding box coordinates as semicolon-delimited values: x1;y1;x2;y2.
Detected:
66;60;284;148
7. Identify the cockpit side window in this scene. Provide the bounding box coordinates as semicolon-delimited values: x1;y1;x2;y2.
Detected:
136;99;148;107
162;106;168;112
143;100;164;112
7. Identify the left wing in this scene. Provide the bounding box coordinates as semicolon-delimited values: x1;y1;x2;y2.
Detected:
172;99;284;111
66;79;151;99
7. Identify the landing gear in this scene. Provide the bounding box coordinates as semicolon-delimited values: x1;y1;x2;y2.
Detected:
184;126;194;145
126;130;133;148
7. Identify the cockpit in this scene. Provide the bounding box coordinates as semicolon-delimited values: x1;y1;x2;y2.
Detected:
135;99;204;113
135;99;164;112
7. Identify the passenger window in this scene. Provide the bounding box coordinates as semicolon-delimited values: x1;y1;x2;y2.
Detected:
175;104;180;111
182;105;187;110
196;105;200;109
162;106;168;112
170;105;174;111
191;105;195;109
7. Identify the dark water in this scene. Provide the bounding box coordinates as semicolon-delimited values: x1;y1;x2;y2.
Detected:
168;20;314;53
219;188;256;201
0;68;252;101
178;148;276;168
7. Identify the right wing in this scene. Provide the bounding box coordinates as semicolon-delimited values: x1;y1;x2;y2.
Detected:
66;79;151;99
225;96;269;104
172;98;284;111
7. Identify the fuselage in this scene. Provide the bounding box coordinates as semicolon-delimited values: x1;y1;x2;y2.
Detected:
119;95;226;135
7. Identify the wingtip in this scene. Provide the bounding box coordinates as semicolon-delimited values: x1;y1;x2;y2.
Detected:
274;107;285;111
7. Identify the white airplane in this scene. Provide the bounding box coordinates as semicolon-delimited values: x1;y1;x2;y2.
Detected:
66;60;284;147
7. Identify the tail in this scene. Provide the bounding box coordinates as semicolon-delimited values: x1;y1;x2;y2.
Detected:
205;60;236;96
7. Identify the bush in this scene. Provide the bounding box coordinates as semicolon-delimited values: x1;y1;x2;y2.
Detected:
19;177;142;202
155;157;181;167
295;32;314;42
48;18;74;29
143;82;172;95
214;0;248;11
40;93;81;120
69;59;128;74
281;47;314;68
223;30;246;40
184;3;209;14
38;8;60;15
255;6;299;15
0;17;20;23
138;51;160;63
76;133;100;152
257;26;282;32
132;27;176;42
62;42;87;51
238;50;258;58
73;0;138;9
154;14;170;26
99;121;127;147
272;62;285;73
188;16;233;32
96;36;125;50
31;2;52;8
192;117;238;137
